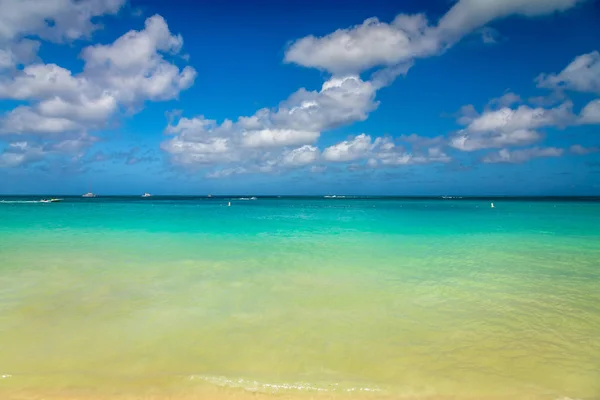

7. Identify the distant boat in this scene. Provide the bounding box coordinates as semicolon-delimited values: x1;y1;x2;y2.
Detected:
40;198;62;203
83;182;96;198
207;194;212;198
142;193;152;198
227;201;231;207
491;202;495;208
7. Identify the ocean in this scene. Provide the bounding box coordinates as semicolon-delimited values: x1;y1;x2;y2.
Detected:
0;196;599;400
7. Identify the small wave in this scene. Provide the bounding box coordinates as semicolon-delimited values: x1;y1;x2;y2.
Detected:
0;200;44;204
324;195;346;199
190;374;382;394
237;197;257;201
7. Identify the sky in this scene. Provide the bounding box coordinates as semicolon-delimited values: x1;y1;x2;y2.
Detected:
0;0;599;195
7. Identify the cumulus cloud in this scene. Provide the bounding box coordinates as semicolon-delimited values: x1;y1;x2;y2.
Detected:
374;140;451;166
161;76;378;169
0;106;85;135
164;0;586;177
0;12;196;168
280;145;320;167
284;0;585;75
284;14;438;75
482;146;564;163
322;134;374;162
81;15;196;105
536;51;600;94
0;0;125;43
164;118;451;176
0;15;195;120
0;39;40;70
271;76;379;132
579;98;600;124
450;102;574;151
241;129;320;149
322;134;451;166
0;0;125;72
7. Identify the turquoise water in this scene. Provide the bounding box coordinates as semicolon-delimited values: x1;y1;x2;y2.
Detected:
0;197;599;399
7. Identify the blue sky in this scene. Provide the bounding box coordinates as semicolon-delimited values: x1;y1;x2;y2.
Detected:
0;0;599;195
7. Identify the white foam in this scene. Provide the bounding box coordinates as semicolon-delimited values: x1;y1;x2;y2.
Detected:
189;374;382;394
0;200;44;204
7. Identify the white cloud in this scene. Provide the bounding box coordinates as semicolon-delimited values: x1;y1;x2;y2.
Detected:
375;139;451;166
38;92;118;123
323;134;374;162
272;76;378;132
284;0;585;75
0;39;40;70
536;51;600;94
569;144;599;155
241;129;320;149
436;0;585;43
0;0;125;72
468;104;571;132
482;146;564;163
579;98;600;124
0;13;196;168
322;134;451;166
0;106;85;135
164;117;451;176
0;0;125;43
284;14;437;75
163;0;585;176
200;145;319;178
81;15;196;104
0;63;87;99
162;76;378;170
450;102;574;151
161;135;238;165
280;145;320;167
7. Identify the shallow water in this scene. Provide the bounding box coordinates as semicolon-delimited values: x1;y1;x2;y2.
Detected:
1;197;599;399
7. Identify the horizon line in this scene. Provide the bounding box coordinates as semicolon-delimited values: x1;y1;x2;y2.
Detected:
1;194;599;198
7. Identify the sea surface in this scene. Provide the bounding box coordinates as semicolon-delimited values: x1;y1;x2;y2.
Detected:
0;196;599;400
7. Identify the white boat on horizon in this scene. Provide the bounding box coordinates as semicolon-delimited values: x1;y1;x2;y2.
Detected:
142;193;152;198
82;192;96;198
